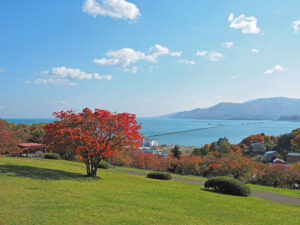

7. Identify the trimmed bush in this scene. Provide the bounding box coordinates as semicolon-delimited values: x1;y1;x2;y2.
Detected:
204;176;251;196
98;161;109;169
44;153;60;160
147;172;172;180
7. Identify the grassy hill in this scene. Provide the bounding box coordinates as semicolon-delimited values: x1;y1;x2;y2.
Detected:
0;157;300;225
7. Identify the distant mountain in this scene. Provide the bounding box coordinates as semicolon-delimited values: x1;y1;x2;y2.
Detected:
165;97;300;121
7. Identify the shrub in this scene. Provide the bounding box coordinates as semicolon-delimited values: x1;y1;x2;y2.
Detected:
99;160;109;169
147;172;172;180
204;176;251;196
252;155;264;163
45;153;60;160
252;164;300;187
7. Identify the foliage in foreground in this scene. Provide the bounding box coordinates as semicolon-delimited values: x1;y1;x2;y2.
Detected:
43;108;142;177
147;172;172;180
205;176;252;196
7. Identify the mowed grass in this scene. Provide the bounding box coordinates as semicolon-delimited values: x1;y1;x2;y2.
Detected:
115;166;300;198
0;158;300;225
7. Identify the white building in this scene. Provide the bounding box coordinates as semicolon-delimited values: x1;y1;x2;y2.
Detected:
143;139;159;148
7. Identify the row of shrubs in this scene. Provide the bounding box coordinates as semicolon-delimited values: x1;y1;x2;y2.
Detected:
108;150;300;188
145;172;251;197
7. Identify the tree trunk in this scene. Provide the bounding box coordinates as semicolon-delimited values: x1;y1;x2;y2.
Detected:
84;155;100;177
86;162;91;176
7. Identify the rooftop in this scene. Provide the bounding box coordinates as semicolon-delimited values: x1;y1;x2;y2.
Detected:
287;152;300;157
19;143;46;149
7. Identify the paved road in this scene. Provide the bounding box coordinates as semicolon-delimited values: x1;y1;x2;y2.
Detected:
116;169;300;205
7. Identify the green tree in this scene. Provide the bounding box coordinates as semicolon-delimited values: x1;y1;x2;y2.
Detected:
193;147;208;156
171;145;182;159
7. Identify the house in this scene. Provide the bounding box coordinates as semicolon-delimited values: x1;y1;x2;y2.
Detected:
143;139;158;148
250;142;266;154
18;143;46;157
272;158;286;165
264;150;278;163
287;152;300;163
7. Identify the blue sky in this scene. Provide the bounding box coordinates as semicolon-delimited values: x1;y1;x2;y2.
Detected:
1;0;300;118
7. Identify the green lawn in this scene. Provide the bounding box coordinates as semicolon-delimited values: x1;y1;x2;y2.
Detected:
0;157;300;225
115;166;300;198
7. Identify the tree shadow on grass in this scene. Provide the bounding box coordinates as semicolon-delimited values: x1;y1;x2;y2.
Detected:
0;164;100;181
200;188;250;197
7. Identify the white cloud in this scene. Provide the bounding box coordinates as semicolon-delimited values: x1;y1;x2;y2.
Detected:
196;51;208;56
33;78;77;86
293;20;300;33
228;13;234;22
28;67;111;86
42;67;112;80
178;59;195;65
228;13;261;34
149;44;182;57
264;65;287;74
231;75;238;79
223;42;234;48
196;51;223;61
47;100;69;105
82;0;140;21
207;52;223;61
123;66;138;73
94;48;154;67
94;45;181;68
251;49;260;53
0;69;4;73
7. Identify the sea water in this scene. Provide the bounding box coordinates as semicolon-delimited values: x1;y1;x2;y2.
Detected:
5;118;300;146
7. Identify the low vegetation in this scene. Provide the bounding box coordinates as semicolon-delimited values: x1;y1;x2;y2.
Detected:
44;153;60;160
108;150;300;188
1;157;300;225
147;172;172;180
116;167;300;198
205;176;251;196
98;160;109;169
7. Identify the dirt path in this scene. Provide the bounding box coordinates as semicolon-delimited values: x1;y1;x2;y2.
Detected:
116;169;300;205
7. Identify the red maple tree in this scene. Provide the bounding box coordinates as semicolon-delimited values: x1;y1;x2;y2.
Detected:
44;108;142;177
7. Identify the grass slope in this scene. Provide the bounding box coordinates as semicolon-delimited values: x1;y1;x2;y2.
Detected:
0;157;300;225
115;167;300;198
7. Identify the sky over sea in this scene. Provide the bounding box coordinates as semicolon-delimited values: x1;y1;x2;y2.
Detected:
1;0;300;118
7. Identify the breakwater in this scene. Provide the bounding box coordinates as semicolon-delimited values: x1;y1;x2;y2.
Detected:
143;124;230;138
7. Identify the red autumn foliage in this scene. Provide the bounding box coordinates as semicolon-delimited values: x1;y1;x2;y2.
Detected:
254;163;300;187
240;134;265;146
43;108;142;176
109;149;300;187
207;151;257;182
0;119;22;155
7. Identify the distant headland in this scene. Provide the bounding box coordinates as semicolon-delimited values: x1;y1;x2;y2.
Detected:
163;97;300;121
